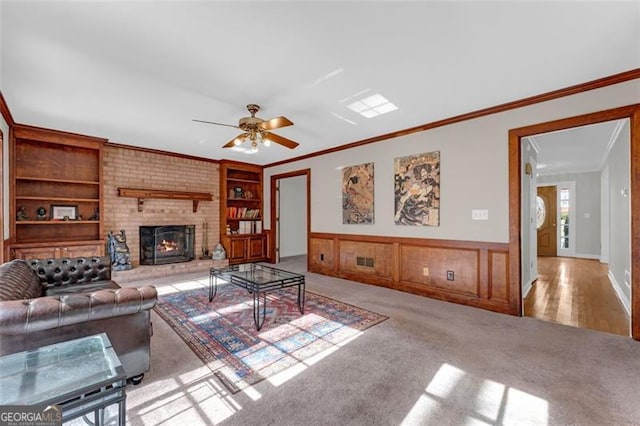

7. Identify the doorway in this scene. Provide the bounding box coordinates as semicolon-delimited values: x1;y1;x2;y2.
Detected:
509;104;639;340
269;169;310;266
524;121;630;336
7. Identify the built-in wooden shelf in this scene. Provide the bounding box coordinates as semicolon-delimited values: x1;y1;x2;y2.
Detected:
16;176;100;185
117;187;213;212
16;221;100;225
228;198;261;202
16;196;100;202
227;177;260;184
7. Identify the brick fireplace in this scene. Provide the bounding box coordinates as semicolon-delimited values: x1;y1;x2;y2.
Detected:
103;145;220;267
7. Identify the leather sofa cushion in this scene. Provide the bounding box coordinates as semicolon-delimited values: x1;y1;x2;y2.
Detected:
0;260;43;302
45;280;120;296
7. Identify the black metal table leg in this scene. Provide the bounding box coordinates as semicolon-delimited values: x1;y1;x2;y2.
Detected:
209;274;218;302
253;288;267;331
297;281;305;314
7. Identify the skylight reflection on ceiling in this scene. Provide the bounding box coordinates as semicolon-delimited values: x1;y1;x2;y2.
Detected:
346;93;398;118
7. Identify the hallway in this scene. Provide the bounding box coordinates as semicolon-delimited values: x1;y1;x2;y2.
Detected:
524;257;630;336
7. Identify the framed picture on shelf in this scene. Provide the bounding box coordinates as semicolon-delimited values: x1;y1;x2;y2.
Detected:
51;204;78;220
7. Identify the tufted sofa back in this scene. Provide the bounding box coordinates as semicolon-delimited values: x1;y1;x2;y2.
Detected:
28;256;111;288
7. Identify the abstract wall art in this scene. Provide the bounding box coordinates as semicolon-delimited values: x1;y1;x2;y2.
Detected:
394;151;440;226
342;162;375;224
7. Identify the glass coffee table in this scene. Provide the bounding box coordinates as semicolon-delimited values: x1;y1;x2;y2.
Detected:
0;333;127;425
209;263;306;331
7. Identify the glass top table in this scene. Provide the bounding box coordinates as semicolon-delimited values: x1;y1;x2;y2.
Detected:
0;333;127;425
209;263;306;331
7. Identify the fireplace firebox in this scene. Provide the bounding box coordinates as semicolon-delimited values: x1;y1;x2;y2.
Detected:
139;225;195;265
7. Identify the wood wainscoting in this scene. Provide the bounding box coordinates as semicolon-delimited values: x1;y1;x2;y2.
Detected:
309;232;516;315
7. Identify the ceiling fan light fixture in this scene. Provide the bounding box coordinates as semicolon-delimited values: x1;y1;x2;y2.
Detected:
197;103;299;151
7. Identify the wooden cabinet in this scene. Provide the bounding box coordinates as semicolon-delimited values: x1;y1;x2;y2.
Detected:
10;125;106;259
12;242;105;260
225;235;268;263
220;161;267;264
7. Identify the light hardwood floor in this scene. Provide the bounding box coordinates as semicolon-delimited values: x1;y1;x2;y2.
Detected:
524;256;630;336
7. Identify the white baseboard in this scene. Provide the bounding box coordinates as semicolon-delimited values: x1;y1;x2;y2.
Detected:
572;253;601;260
608;270;631;316
522;277;536;299
279;251;308;258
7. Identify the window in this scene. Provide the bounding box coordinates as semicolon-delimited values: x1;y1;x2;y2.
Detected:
536;196;545;229
559;187;570;249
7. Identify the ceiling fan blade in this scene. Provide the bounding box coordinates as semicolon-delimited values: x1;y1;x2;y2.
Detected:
222;133;247;148
264;132;299;149
193;119;240;129
259;116;293;131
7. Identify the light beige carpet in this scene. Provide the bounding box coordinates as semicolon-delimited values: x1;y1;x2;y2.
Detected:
120;255;640;426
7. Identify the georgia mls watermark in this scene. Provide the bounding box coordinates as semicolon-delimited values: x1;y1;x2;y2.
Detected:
0;405;62;426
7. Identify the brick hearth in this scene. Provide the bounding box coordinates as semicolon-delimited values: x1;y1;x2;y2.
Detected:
113;258;228;283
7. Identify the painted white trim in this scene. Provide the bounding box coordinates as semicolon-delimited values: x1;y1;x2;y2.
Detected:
600;165;610;264
597;119;627;170
608;270;631;316
537;166;602;177
572;253;601;260
527;136;541;154
529;156;538;284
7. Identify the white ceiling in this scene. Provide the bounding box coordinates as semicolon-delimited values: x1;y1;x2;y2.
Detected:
526;120;628;176
1;1;639;165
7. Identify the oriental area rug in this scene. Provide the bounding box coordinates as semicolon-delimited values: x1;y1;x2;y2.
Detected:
154;281;387;393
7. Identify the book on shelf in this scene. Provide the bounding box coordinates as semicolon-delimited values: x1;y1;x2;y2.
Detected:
235;220;263;234
226;207;260;219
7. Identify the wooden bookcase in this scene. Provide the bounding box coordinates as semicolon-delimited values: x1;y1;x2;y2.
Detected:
219;161;267;264
10;125;106;259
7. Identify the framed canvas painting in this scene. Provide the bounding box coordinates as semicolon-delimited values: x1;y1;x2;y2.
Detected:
342;162;374;224
394;151;440;226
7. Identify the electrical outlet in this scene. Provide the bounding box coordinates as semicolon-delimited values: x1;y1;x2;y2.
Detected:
320;253;324;261
447;270;455;281
423;267;430;276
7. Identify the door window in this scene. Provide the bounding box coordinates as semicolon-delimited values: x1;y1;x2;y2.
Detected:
536;196;546;229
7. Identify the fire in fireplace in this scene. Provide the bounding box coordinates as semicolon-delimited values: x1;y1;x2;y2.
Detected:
139;225;195;265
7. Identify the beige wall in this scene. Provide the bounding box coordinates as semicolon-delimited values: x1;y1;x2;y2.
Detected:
103;146;220;266
264;79;640;244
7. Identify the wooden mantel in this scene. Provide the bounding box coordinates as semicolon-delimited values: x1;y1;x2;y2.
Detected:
117;187;213;212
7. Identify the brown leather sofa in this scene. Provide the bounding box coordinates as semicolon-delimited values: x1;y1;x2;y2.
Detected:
0;256;157;384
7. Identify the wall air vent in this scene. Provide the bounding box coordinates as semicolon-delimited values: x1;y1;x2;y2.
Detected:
356;257;374;267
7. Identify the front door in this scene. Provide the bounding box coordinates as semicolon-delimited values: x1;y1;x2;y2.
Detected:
537;185;557;257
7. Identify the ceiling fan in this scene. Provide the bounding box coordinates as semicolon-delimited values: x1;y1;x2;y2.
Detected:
193;104;299;152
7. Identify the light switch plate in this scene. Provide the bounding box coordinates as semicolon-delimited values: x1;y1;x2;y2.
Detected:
472;209;489;220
